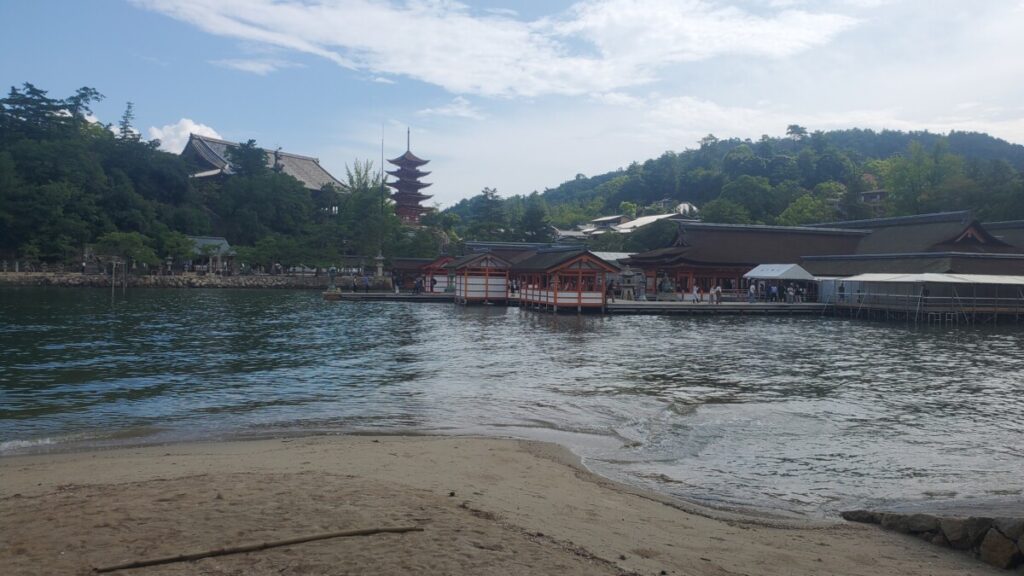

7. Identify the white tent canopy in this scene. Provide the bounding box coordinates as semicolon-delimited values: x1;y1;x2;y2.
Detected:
743;263;815;281
842;273;1024;286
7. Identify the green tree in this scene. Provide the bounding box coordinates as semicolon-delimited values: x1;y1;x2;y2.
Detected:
520;194;553;242
226;139;268;177
95;231;159;266
719;175;772;222
777;194;835;226
701;199;752;224
618;201;638;219
467;187;506;240
786;124;808;140
157;231;195;261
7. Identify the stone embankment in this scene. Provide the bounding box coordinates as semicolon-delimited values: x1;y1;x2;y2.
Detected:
0;272;392;290
842;510;1024;570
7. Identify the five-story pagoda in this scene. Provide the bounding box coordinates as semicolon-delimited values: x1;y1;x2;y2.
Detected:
386;131;433;224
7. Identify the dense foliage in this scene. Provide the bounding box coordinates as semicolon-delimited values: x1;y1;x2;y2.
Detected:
0;83;443;266
447;127;1024;231
4;83;1024;266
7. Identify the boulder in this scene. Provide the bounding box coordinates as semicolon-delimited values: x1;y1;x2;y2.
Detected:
905;514;939;533
993;517;1024;541
940;517;972;550
978;528;1022;569
841;510;879;524
966;517;995;548
880;513;910;533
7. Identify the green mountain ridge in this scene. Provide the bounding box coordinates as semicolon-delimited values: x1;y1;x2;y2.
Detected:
446;128;1024;235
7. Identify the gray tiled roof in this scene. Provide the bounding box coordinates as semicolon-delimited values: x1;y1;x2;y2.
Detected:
183;134;343;191
186;236;234;256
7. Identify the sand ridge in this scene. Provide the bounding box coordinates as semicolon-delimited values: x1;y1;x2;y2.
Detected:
0;435;1005;575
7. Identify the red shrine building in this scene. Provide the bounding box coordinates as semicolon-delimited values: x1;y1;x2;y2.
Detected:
386;136;433;224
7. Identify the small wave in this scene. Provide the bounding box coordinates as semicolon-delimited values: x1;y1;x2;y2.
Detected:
0;436;59;454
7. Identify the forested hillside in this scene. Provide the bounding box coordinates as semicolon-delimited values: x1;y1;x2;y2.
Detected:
4;82;1024;266
447;127;1024;236
0;83;441;266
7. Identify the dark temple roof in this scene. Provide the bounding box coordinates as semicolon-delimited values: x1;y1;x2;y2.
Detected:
984;220;1024;251
811;212;1015;255
626;222;866;267
181;134;343;191
511;249;618;273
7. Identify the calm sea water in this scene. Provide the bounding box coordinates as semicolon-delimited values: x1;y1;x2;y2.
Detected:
1;288;1022;517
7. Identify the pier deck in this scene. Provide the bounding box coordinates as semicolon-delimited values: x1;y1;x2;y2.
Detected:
605;301;826;315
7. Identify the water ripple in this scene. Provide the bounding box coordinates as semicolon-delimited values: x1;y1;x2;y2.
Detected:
1;287;1022;517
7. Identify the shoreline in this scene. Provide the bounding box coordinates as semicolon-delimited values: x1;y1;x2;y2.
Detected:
0;434;1008;575
0;271;335;289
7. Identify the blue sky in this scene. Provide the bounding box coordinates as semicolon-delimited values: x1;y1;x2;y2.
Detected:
2;0;1024;207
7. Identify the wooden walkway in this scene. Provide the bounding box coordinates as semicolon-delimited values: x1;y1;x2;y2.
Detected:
606;301;826;315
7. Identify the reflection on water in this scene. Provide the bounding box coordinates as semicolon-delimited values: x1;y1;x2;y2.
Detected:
1;287;1022;517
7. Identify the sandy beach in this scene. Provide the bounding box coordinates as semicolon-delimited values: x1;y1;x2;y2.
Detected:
0;435;1004;575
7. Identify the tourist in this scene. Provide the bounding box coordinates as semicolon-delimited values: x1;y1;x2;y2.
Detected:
714;284;722;304
605;279;616;303
637;274;647;301
786;285;795;303
748;283;756;303
690;284;699;303
362;275;370;293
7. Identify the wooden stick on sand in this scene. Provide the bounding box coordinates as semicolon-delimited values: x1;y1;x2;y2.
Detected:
93;526;424;573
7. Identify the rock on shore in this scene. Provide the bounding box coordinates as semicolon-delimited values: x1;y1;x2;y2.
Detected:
842;510;1024;570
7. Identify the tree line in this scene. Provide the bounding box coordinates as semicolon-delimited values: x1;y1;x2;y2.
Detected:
446;126;1024;233
0;83;443;268
4;82;1023;268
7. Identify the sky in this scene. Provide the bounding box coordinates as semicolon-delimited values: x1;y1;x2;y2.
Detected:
2;0;1024;207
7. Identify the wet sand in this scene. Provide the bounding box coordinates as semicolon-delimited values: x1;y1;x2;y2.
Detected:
0;435;1004;575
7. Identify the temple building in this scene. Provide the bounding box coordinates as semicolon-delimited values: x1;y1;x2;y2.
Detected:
386;133;433;224
180;134;343;191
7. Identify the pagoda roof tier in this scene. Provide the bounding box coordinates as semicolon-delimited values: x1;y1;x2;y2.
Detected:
387;150;429;167
387;180;433;191
392;191;433;201
386;167;431;179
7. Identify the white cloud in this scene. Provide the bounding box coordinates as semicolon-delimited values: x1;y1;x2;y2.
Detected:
371;76;395;84
133;0;858;97
148;118;222;153
210;57;303;75
418;96;484;120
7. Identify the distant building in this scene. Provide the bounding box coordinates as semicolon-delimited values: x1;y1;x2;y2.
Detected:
180;134;343;191
386;134;433;224
186;235;235;273
859;189;888;216
623;211;1024;292
803;211;1022;276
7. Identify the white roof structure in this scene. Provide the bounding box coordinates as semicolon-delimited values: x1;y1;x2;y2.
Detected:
843;273;1024;286
593;252;632;263
613;213;675;233
743;263;815;281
